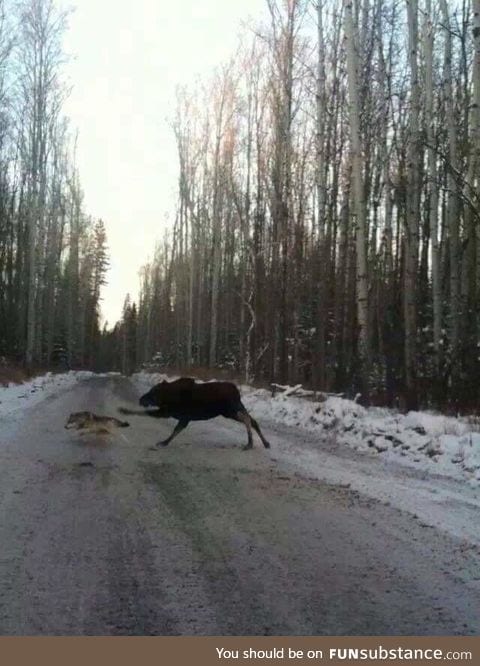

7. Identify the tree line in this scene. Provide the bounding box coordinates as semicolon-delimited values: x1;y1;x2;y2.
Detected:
112;0;480;410
6;0;476;412
0;0;109;371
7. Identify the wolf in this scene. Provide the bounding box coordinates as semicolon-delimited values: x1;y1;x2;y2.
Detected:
65;411;130;432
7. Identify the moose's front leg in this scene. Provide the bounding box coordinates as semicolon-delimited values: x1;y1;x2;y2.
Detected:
156;419;189;447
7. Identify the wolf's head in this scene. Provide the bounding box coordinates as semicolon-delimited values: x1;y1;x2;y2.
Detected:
64;411;92;429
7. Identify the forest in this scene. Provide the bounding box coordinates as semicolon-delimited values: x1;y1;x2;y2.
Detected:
0;0;109;374
2;0;480;412
111;0;480;411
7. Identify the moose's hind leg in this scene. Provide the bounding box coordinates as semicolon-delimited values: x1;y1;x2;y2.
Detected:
250;416;270;449
229;410;254;450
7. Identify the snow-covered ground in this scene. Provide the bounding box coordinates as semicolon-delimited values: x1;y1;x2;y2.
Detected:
132;371;480;484
132;372;480;546
2;370;479;546
0;371;95;420
245;390;480;484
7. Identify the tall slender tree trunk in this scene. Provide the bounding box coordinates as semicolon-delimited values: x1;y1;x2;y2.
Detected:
209;88;226;368
315;0;327;389
426;0;441;373
404;0;421;409
344;0;370;400
440;0;460;396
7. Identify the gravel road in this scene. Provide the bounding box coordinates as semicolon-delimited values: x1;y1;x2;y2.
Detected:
0;375;479;635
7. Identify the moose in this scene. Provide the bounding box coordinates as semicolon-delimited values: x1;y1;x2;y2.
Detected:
120;377;271;450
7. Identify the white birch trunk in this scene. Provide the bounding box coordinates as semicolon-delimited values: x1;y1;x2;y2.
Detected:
404;0;421;407
426;0;441;369
344;0;370;397
440;0;460;379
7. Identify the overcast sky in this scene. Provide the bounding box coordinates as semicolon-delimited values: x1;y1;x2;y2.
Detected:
62;0;265;326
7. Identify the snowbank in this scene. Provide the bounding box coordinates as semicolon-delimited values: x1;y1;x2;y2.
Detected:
245;390;480;483
133;372;480;483
0;371;95;419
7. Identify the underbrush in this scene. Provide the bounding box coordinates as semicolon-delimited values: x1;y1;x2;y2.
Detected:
0;362;66;387
0;364;33;387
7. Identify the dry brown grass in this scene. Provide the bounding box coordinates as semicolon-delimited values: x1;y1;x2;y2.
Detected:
0;363;52;387
0;365;30;387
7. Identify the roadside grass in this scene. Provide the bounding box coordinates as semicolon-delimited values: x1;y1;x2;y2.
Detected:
0;362;72;387
0;364;35;387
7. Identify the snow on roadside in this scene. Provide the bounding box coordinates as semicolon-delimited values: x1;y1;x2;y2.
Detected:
244;390;480;484
132;371;480;483
0;371;95;419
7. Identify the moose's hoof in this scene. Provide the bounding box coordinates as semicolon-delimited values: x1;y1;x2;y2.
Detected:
263;441;271;449
242;444;253;451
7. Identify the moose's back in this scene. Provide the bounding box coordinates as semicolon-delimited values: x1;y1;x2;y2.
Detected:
154;378;242;420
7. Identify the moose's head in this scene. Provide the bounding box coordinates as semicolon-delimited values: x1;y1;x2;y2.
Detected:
139;380;166;408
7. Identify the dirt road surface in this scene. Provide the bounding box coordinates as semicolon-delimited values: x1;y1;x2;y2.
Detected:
0;375;479;635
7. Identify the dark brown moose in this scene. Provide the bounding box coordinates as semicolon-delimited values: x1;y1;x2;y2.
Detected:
121;377;270;450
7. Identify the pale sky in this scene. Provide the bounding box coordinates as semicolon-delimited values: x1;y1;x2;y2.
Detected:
62;0;265;327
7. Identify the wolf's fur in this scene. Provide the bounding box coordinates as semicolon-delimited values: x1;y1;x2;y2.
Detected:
65;411;130;432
